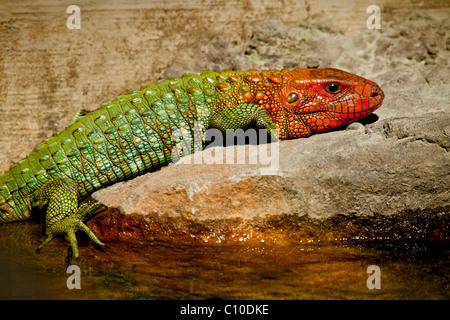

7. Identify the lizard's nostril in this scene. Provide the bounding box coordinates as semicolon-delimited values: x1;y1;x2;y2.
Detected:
371;85;384;99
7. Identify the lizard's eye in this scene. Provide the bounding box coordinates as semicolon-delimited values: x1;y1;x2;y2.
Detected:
287;92;299;103
326;83;340;93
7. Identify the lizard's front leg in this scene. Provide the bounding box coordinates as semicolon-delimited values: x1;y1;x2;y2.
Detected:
209;104;279;141
32;178;105;261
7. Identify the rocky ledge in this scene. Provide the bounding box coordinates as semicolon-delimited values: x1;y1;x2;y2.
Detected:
89;111;449;244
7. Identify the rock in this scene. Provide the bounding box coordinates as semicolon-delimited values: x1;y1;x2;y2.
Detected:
90;112;449;242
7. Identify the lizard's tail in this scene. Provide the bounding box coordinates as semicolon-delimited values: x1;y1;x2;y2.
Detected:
0;172;32;224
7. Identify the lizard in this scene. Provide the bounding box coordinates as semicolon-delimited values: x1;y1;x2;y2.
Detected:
0;68;384;260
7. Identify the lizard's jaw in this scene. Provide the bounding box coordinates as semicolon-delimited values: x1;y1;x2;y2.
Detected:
330;82;384;121
290;83;384;137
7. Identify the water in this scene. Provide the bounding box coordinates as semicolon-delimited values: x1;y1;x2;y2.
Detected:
0;221;448;299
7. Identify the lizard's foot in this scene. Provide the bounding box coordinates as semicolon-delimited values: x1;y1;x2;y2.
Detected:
32;179;106;261
36;216;105;260
32;179;107;261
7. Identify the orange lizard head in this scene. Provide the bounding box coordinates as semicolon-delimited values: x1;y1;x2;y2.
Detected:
260;68;384;139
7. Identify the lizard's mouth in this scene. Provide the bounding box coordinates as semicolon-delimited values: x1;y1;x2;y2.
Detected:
366;86;384;111
330;86;384;116
364;82;384;111
297;89;384;136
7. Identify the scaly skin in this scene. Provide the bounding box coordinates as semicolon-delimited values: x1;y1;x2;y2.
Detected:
0;68;384;259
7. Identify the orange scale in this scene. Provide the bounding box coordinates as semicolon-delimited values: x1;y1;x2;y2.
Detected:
363;86;372;97
268;75;282;84
217;83;230;90
362;98;369;109
255;92;265;100
243;92;254;100
247;75;261;83
354;85;364;95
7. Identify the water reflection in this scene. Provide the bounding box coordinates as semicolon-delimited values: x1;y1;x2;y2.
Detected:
0;224;448;300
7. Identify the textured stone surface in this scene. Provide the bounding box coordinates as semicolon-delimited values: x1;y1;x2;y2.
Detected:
91;112;449;225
